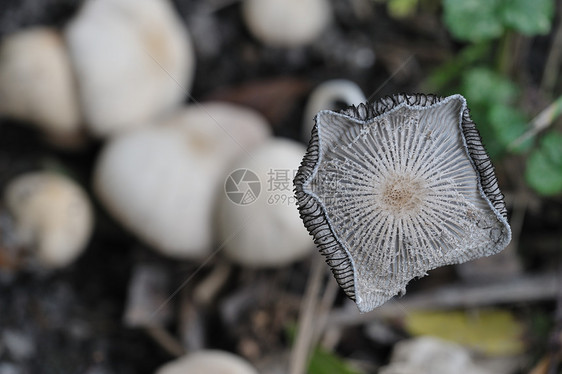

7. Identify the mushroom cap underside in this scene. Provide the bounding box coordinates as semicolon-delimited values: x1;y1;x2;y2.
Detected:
294;93;511;313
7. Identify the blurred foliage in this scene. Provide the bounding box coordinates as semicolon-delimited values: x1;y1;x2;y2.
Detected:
426;0;562;195
443;0;554;41
308;347;363;374
525;132;562;196
460;67;530;158
404;309;526;356
443;0;504;41
287;323;362;374
427;54;531;158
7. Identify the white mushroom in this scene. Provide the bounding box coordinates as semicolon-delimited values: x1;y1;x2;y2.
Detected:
379;337;494;374
302;79;366;141
3;172;93;268
217;138;313;267
295;94;512;312
155;350;258;374
94;103;271;259
65;0;195;137
0;27;82;144
242;0;332;47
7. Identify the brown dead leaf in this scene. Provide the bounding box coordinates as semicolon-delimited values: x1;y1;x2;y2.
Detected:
205;77;312;127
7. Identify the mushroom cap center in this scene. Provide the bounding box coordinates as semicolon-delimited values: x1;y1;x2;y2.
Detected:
380;174;426;215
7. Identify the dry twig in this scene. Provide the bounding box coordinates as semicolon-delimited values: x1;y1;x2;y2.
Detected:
328;271;560;327
145;325;185;358
541;0;562;95
289;255;325;374
509;96;562;150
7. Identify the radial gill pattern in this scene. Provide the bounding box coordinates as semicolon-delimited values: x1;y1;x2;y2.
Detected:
294;94;511;313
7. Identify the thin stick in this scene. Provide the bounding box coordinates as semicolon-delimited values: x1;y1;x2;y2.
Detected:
507;191;528;255
314;275;340;344
327;271;560;327
541;0;562;95
316;277;343;351
145;325;185;357
289;255;325;374
193;261;232;306
508;95;562;151
366;55;414;102
546;260;562;374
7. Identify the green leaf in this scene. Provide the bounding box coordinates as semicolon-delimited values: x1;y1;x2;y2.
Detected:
442;0;554;41
308;347;362;374
458;68;527;158
286;323;363;374
424;43;491;92
526;132;562;196
487;104;530;152
461;68;518;106
443;0;504;41
499;0;554;35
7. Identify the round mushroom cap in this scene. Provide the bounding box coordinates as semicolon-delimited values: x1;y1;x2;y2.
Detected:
0;27;81;142
242;0;332;47
65;0;195;137
3;172;93;268
94;103;271;259
302;79;366;141
380;336;493;374
294;94;512;312
155;350;258;374
217;138;313;267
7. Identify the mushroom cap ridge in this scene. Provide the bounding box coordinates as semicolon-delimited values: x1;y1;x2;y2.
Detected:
294;93;512;313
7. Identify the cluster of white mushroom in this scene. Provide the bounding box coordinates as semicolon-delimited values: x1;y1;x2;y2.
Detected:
0;0;339;271
0;0;344;370
0;0;194;146
0;0;195;269
94;103;313;266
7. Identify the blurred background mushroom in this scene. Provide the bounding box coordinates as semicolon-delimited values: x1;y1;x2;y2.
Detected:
301;79;366;141
65;0;195;137
217;138;313;267
379;336;496;374
94;102;270;259
155;350;258;374
2;171;93;269
242;0;332;48
0;27;82;147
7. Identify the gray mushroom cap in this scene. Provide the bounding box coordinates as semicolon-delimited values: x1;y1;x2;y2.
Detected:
294;94;511;313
